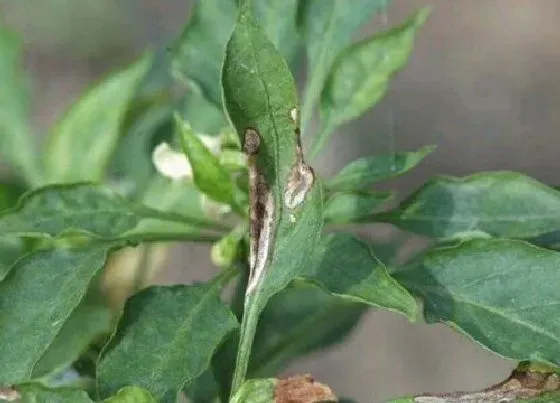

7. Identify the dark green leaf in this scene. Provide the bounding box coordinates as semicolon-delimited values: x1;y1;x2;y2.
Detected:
0;23;40;184
378;171;560;240
303;233;417;320
97;284;238;401
299;0;388;133
172;0;237;106
249;281;366;377
320;8;429;130
0;182;27;279
0;247;109;385
327;146;434;192
324;191;392;224
176;115;245;213
44;55;152;184
32;285;112;379
15;384;93;403
222;2;323;310
229;379;276;403
0;183;226;240
103;386;158;403
395;238;560;366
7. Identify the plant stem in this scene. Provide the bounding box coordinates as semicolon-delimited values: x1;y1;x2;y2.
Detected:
230;292;261;395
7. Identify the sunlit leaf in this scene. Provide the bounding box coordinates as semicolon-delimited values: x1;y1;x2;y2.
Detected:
229;379;276;403
378;171;560;240
395;238;560;366
97;284;238;401
44;55;152;183
0;247;109;385
103;386;158;403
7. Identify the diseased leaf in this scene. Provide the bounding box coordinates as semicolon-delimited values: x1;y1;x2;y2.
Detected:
32;286;112;379
97;284;238;401
299;0;388;132
324;191;392;224
0;183;226;240
222;1;323;311
320;8;429;130
250;281;366;377
0;22;40;184
395;238;560;366
303;233;417;320
15;384;93;403
44;55;152;183
176;115;245;213
327;146;434;192
230;379;276;403
0;247;109;385
378;171;560;240
103;386;158;403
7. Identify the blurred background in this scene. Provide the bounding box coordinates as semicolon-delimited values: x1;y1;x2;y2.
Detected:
2;0;560;401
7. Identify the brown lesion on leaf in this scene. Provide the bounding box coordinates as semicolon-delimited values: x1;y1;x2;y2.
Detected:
413;368;560;403
274;374;337;403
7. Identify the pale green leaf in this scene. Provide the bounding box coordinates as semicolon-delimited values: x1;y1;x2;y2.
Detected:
230;379;276;403
0;182;27;280
249;281;366;377
176;115;245;213
0;23;40;184
320;8;429;130
0;247;109;385
97;284;238;401
327;146;434;192
303;233;417;320
299;0;388;133
103;386;158;403
0;183;226;240
44;55;152;183
14;384;93;403
222;3;323;309
324;191;392;224
378;171;560;240
395;238;560;366
32;286;112;379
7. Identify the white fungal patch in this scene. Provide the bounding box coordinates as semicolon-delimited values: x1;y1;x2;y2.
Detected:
290;107;298;124
284;163;315;210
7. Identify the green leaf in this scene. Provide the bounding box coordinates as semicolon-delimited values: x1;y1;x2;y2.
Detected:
252;0;301;65
222;2;323;309
303;233;417;320
97;283;238;401
0;246;109;385
15;384;93;403
230;379;276;403
181;90;226;135
327;146;434;192
518;392;560;402
172;0;237;106
176;115;245;213
0;182;27;279
299;0;388;133
378;171;560;240
32;285;112;379
395;238;560;366
222;5;324;392
319;8;429;134
44;55;152;184
103;386;158;403
324;191;392;224
249;281;366;377
0;23;40;184
0;183;226;240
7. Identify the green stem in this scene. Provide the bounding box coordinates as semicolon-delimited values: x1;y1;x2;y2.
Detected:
139;206;234;232
230;292;261;395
